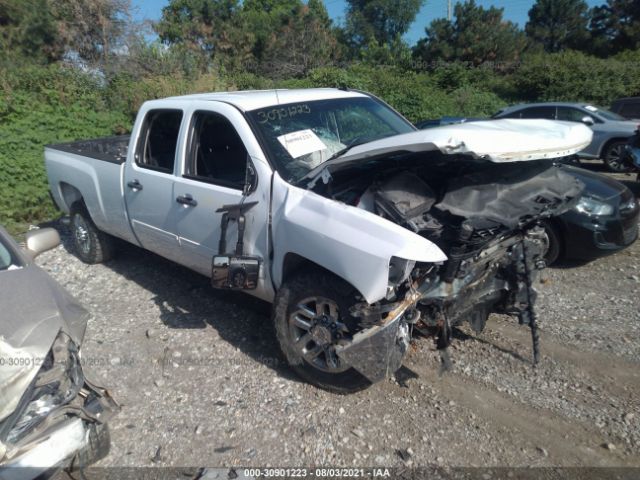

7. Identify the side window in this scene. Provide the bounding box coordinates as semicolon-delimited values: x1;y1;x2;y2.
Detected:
620;103;640;118
136;109;183;173
519;106;556;119
185;111;248;189
499;111;523;119
557;107;590;123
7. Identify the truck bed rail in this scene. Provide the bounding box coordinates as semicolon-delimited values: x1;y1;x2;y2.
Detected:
46;135;130;164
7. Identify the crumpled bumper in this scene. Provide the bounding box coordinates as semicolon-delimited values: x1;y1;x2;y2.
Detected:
0;376;118;480
336;287;424;383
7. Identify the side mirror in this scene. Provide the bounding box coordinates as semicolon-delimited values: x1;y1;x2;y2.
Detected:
581;116;595;126
243;161;258;196
24;228;60;258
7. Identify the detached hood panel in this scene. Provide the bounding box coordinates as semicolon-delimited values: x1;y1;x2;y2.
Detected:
302;119;594;185
345;119;593;162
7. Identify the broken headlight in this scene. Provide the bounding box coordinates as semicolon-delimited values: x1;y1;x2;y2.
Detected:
4;332;83;445
574;196;614;216
388;257;416;287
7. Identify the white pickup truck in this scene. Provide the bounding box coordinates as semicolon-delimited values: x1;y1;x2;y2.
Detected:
45;88;591;392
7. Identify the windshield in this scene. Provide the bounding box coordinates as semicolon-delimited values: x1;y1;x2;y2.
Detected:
0;235;20;271
585;106;626;121
247;97;415;182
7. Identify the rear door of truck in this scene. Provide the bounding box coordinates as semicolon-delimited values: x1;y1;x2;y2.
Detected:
123;107;185;263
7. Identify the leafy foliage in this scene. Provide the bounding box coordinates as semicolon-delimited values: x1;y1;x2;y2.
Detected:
413;0;527;67
342;0;423;50
589;0;640;56
0;0;60;65
511;49;640;104
525;0;590;52
0;65;129;233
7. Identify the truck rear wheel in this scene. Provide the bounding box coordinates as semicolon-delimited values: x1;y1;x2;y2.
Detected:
273;271;372;394
70;202;115;264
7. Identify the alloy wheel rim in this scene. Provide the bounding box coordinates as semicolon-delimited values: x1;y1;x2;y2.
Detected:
73;215;91;255
289;296;351;373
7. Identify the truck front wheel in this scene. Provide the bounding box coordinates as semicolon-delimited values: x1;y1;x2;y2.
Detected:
273;271;372;394
70;202;115;264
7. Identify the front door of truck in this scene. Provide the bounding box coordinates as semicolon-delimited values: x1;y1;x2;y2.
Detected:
173;105;270;297
124;108;184;263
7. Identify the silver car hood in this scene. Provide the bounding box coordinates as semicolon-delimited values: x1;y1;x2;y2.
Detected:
0;265;89;423
302;119;593;185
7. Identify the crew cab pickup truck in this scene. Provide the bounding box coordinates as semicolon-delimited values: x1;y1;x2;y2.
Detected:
45;89;591;393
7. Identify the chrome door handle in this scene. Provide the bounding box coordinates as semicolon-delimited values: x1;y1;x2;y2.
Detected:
176;195;197;207
127;180;143;191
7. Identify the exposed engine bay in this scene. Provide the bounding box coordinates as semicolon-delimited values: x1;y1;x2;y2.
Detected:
311;153;584;380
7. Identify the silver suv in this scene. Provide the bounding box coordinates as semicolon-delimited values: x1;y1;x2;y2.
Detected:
494;102;639;171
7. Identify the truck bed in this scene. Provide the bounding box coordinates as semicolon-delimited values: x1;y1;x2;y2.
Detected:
46;135;130;164
45;134;137;244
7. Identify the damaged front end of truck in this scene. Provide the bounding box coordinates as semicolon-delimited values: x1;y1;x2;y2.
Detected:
285;119;592;386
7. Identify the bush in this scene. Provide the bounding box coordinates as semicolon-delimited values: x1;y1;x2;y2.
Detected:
511;50;640;105
0;64;129;233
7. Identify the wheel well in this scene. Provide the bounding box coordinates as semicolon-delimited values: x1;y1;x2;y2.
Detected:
282;253;331;282
280;253;361;296
59;183;83;212
600;137;628;158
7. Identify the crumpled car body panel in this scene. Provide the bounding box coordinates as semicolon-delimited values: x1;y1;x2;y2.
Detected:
0;265;89;424
270;173;447;304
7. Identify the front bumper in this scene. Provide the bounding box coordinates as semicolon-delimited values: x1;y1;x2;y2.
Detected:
559;206;639;259
0;373;118;479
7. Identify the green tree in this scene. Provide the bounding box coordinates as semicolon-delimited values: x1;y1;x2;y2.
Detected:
342;0;423;50
413;0;526;67
0;0;60;65
256;3;338;78
525;0;590;52
589;0;640;56
236;0;337;77
155;0;239;68
49;0;130;68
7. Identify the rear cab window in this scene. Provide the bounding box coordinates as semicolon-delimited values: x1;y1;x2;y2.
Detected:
135;109;184;173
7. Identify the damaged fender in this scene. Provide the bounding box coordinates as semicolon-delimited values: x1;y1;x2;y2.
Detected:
270;172;447;304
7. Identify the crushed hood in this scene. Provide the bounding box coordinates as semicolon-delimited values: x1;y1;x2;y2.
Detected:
302;119;593;186
0;265;89;423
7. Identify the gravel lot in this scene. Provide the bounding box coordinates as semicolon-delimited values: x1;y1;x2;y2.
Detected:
34;167;640;471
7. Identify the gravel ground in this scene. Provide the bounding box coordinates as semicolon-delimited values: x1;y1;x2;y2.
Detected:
34;167;640;471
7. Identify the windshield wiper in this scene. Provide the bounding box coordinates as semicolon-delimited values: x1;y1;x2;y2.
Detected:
326;139;372;161
299;138;377;189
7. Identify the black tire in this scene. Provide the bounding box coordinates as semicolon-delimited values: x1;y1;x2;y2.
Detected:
542;220;562;266
273;270;372;394
603;141;632;172
70;202;115;264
